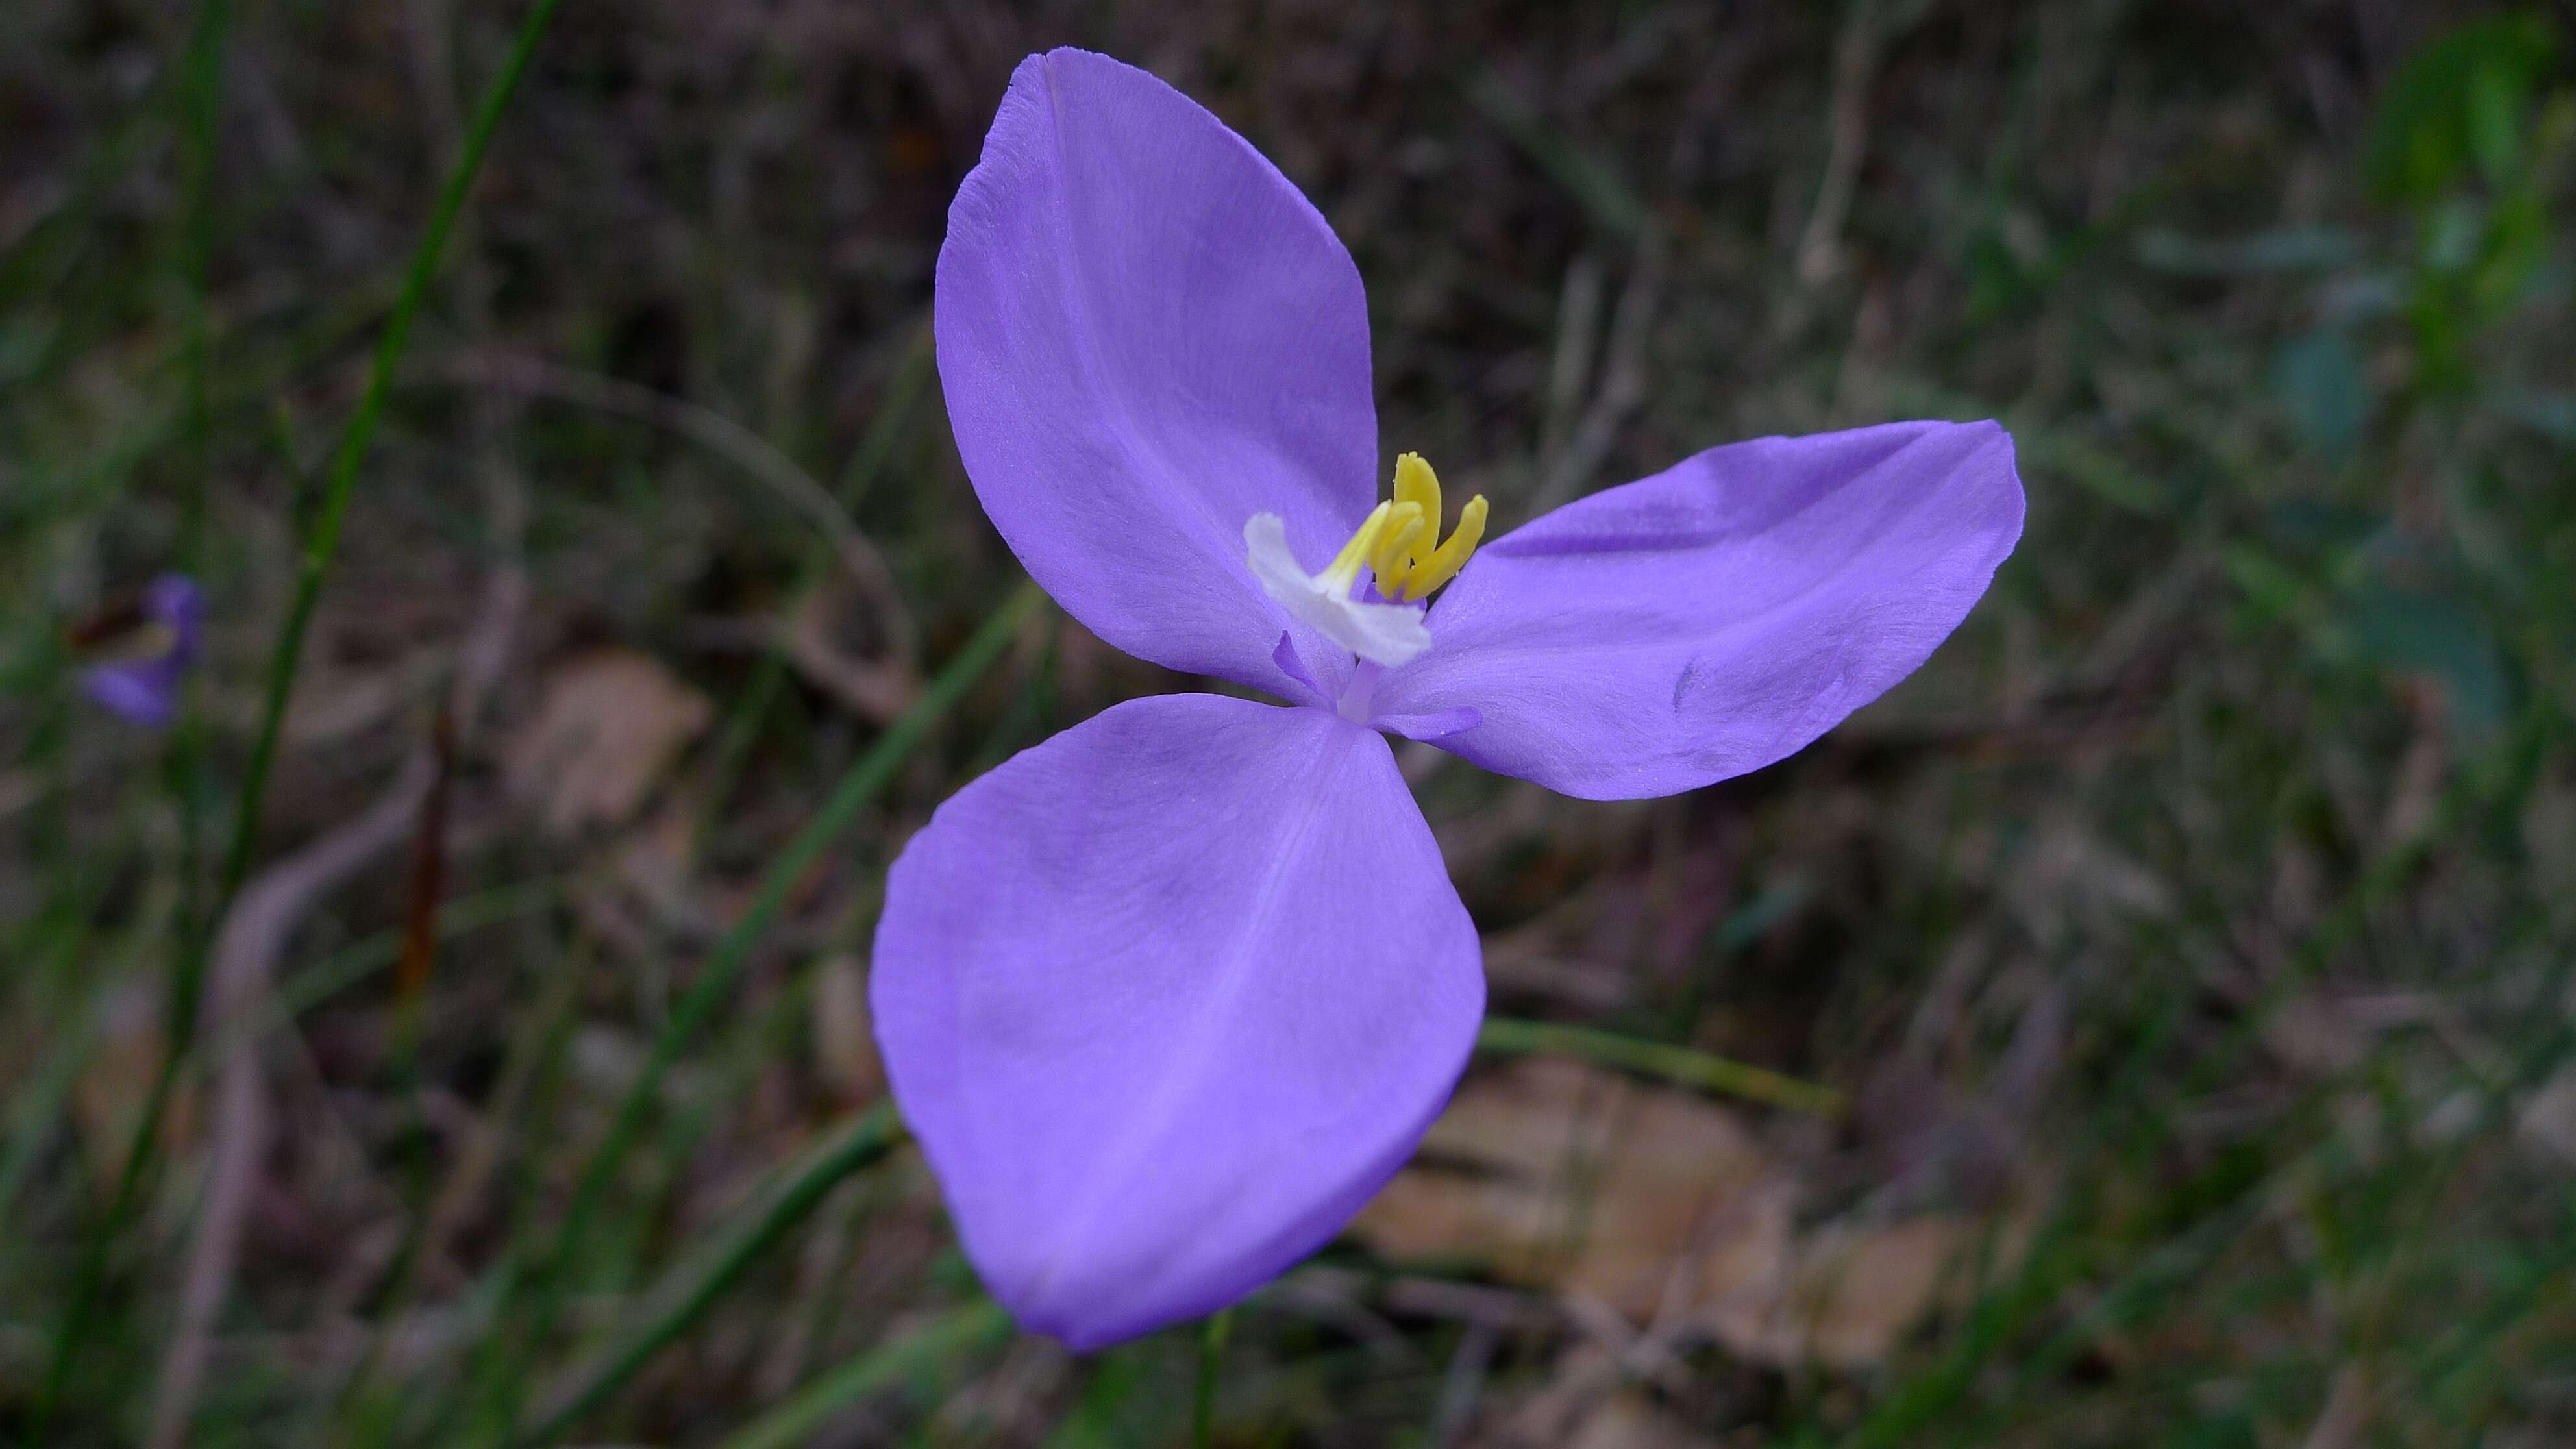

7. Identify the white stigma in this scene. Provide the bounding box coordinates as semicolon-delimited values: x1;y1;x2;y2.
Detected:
1243;513;1432;668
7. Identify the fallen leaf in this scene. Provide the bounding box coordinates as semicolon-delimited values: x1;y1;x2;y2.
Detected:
1769;1216;1968;1370
1355;1056;2000;1371
72;978;193;1197
2516;1067;2576;1167
1565;1391;1716;1449
506;649;712;836
2264;995;2371;1074
1353;1058;1782;1322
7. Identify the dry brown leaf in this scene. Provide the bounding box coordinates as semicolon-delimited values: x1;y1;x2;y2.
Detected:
72;978;193;1196
505;649;712;836
2516;1068;2576;1167
811;953;882;1104
1768;1216;1967;1369
1352;1058;1783;1323
1355;1056;1999;1372
1563;1391;1716;1449
2264;995;2371;1075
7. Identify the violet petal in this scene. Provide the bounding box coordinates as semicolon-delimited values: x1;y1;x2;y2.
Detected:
937;49;1377;695
83;661;182;727
1374;421;2025;799
873;693;1482;1348
145;573;206;661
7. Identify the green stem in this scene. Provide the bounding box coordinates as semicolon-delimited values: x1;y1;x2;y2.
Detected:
1475;1017;1845;1116
512;1106;907;1448
1194;1307;1234;1449
486;582;1046;1441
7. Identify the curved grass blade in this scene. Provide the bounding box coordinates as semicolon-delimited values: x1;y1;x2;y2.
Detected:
219;0;559;905
514;1106;906;1447
715;1299;1016;1449
1476;1017;1845;1116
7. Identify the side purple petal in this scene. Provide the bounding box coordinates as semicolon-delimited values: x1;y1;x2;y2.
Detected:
1373;421;2025;800
937;48;1378;696
873;694;1483;1348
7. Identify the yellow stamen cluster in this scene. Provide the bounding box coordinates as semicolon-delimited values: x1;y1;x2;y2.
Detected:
1320;453;1488;603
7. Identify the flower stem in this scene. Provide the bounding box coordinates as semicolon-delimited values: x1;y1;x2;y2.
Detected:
1194;1307;1234;1448
1475;1017;1845;1116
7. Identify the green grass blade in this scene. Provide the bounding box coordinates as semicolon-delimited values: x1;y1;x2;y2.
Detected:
219;0;559;906
1475;1016;1846;1116
715;1299;1016;1449
486;580;1046;1440
1192;1307;1233;1449
35;0;561;1422
514;1105;906;1447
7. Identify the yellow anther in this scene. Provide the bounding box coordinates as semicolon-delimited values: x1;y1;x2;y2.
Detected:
1384;454;1442;591
1368;502;1427;585
1371;454;1487;602
1309;454;1489;607
1394;452;1441;528
1323;501;1396;589
1397;493;1487;599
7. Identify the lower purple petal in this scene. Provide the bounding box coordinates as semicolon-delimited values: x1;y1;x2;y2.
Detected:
872;693;1483;1348
83;660;181;727
1374;421;2025;799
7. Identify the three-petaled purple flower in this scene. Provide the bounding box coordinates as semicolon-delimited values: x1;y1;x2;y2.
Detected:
873;49;2025;1349
81;574;204;728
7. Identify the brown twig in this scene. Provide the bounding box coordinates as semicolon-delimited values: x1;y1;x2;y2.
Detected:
397;702;456;999
1796;0;1881;287
1530;237;1662;513
147;751;436;1449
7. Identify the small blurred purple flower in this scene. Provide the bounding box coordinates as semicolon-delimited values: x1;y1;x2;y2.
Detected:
81;575;203;728
874;49;2027;1348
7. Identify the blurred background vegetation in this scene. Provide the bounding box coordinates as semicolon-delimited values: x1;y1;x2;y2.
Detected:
5;1;2574;1444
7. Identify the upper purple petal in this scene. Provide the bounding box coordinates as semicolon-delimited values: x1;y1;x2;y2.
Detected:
936;49;1376;695
872;693;1483;1348
1372;421;2025;799
145;573;205;660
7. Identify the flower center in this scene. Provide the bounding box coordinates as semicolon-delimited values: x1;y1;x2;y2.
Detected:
1244;453;1489;671
1330;452;1488;603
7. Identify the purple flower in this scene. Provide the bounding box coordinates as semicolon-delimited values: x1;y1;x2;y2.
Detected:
81;574;204;728
874;49;2025;1349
